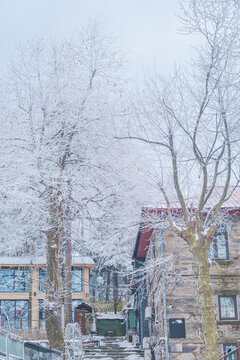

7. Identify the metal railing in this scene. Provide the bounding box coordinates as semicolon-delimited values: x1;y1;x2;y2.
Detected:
0;328;24;360
219;343;240;359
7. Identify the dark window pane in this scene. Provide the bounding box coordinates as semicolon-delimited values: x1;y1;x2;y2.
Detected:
216;234;227;259
39;269;46;292
0;300;29;329
39;300;45;329
219;296;237;320
169;318;186;338
14;269;29;292
218;224;227;233
0;269;14;291
224;344;237;360
0;300;15;325
15;301;29;328
72;268;82;292
72;300;82;321
208;242;215;259
208;225;228;260
0;268;29;292
16;301;29;320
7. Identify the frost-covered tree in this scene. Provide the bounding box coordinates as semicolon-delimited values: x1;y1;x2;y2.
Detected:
118;0;240;358
73;141;155;306
0;23;129;350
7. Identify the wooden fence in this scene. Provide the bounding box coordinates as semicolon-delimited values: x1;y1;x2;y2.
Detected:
93;300;125;313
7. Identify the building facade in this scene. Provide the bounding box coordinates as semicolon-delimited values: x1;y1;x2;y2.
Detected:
133;198;240;359
0;255;94;331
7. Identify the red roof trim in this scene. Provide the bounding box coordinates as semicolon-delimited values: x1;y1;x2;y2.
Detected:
134;186;240;259
133;207;240;260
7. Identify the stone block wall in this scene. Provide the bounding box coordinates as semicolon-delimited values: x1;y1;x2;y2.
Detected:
146;216;240;359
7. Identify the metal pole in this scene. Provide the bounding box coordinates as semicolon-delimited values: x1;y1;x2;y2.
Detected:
160;223;169;360
6;333;9;360
22;339;25;360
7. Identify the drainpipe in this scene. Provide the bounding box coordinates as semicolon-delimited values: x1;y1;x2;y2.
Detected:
160;223;169;360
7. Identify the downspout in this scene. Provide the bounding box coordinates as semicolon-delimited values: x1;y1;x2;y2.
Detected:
160;223;169;360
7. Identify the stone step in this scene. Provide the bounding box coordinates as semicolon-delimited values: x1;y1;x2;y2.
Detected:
85;353;144;357
85;352;143;354
85;348;143;352
84;355;144;360
83;337;144;360
84;353;144;359
84;356;144;359
84;355;143;358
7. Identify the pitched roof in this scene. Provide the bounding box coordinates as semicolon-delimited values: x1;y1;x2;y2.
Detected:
0;255;94;266
144;186;240;212
133;186;240;260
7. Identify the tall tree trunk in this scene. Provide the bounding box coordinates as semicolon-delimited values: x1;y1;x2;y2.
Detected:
192;244;219;360
64;219;72;325
64;181;72;326
106;271;111;301
45;190;64;351
113;271;118;314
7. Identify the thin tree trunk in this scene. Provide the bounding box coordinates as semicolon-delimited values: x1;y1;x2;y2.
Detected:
113;271;118;314
64;181;72;326
106;271;111;301
64;220;72;325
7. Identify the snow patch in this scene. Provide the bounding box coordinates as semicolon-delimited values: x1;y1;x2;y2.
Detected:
96;312;125;320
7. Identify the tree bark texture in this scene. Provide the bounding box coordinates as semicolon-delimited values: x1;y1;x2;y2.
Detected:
64;216;72;326
189;235;219;360
106;271;111;301
113;271;118;314
196;247;219;360
45;190;64;351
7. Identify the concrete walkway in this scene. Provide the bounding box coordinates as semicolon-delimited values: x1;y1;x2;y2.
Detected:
84;337;144;360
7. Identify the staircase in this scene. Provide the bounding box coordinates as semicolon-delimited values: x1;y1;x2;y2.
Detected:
84;337;144;360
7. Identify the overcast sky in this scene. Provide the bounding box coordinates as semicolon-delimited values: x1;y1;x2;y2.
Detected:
0;0;194;78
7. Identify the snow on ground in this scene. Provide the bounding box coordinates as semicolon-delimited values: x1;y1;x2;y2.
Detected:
96;312;125;320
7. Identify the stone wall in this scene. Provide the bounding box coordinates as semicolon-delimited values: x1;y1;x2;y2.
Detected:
146;216;240;360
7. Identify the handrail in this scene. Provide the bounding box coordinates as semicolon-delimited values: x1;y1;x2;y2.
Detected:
219;348;237;359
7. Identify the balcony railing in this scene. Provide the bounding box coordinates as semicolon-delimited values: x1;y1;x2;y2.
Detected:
1;319;45;329
1;320;47;341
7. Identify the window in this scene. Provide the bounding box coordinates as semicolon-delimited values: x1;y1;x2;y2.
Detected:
39;300;64;329
14;269;29;291
39;300;45;329
218;295;237;320
39;268;46;292
0;267;29;292
223;343;238;360
208;225;229;260
72;267;82;292
169;318;186;338
0;300;29;329
39;267;82;292
72;300;82;321
89;271;94;296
